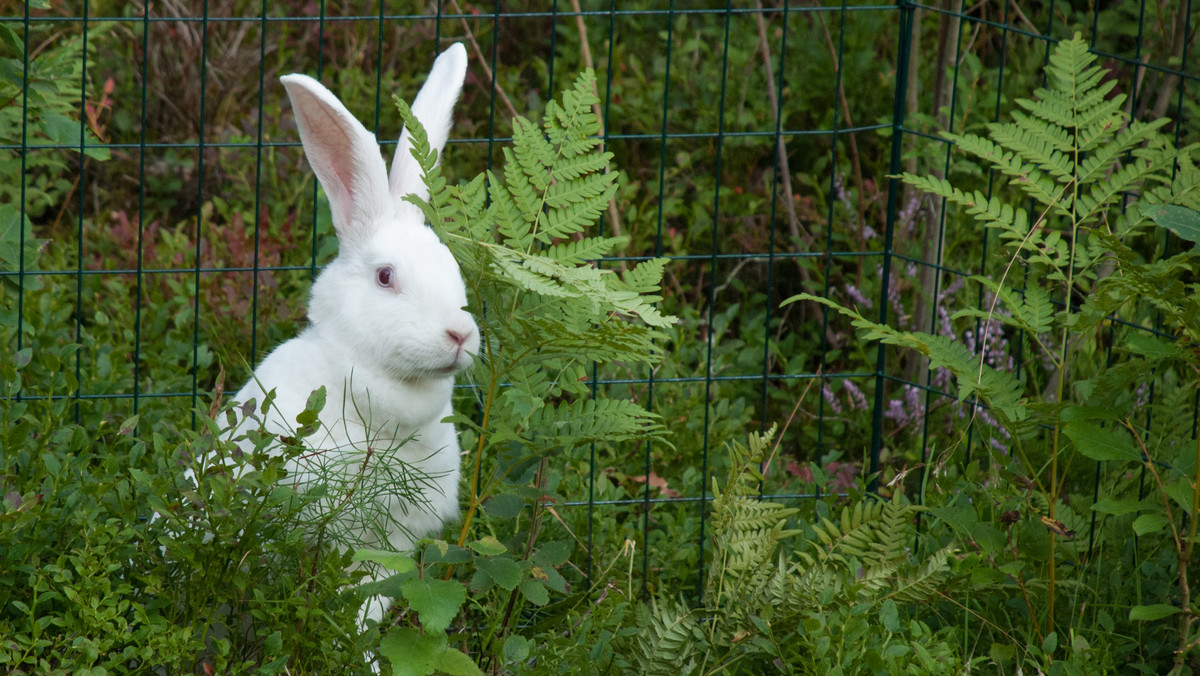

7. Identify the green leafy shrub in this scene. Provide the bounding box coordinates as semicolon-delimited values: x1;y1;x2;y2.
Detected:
788;33;1200;672
0;345;367;673
330;67;677;674
619;428;964;675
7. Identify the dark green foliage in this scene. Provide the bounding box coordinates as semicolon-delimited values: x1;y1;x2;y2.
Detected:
619;428;964;674
790;34;1200;672
4;5;1200;674
0;20;110;219
0;342;367;673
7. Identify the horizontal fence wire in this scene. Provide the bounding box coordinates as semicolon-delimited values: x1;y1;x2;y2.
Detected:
2;0;1195;599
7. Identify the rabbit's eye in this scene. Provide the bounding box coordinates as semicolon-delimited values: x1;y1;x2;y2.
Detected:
375;265;396;290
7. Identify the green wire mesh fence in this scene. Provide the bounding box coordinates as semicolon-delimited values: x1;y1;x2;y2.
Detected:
2;1;1196;598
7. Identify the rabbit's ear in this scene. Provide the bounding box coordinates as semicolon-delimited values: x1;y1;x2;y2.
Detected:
281;74;391;250
389;43;468;203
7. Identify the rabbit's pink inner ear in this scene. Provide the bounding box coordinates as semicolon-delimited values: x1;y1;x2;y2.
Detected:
282;74;391;248
294;104;359;230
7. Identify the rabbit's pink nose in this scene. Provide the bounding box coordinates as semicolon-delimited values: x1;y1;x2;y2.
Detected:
446;329;469;347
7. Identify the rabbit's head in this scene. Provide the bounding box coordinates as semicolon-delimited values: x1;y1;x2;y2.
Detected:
280;43;478;382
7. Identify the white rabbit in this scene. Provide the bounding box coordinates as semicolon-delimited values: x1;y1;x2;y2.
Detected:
234;43;478;629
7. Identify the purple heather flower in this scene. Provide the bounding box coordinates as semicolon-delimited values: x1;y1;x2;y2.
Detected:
845;284;873;309
822;382;843;414
843;379;869;411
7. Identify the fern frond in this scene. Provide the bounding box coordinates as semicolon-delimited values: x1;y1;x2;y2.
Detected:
529;398;667;449
489;249;582;298
944;133;1066;210
1043;33;1102;96
542;191;617;241
629;600;704;676
510;117;556;193
987;119;1075;182
502;143;547;225
787;294;1028;426
1077;147;1179;223
886;545;955;604
952;275;1054;337
898;173;1034;236
1076;118;1173;187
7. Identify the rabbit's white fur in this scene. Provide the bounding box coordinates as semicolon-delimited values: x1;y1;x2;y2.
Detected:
235;43;477;628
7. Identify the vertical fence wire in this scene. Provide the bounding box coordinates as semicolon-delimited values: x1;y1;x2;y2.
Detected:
188;0;211;426
72;0;89;425
248;0;268;370
873;0;915;492
644;1;676;597
14;1;28;392
695;0;736;600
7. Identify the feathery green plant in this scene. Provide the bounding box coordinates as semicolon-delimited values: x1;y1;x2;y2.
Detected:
0;20;110;220
786;34;1200;669
311;70;678;673
625;428;961;674
397;67;674;540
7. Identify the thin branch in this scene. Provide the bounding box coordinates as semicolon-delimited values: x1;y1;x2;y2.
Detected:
448;0;519;121
752;0;805;246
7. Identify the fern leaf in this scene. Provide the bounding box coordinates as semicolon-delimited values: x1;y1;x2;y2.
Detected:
987;119;1074;182
629;600;704;676
529;398;667;449
886;545;955;604
954;275;1054;337
898;173;1034;236
490;250;581;298
942;133;1066;210
543;236;625;265
510;116;556;193
1077;148;1179;223
1076;118;1172;186
786;294;1027;426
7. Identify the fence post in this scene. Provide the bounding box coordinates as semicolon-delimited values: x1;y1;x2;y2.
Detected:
870;0;916;493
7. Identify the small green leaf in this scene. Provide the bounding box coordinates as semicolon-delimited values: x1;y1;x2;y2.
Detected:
1130;604;1182;621
1063;421;1141;462
423;542;473;564
352;549;417;574
399;578;466;633
1163;479;1195;516
476;555;522;590
1123;332;1186;361
1146;204;1200;244
503;635;531;663
519;579;549;605
469;536;507;556
1041;631;1058;656
997;560;1026;576
1132;512;1170;536
0;25;21;54
305;386;326;415
879;599;900;633
42;452;62;477
434;647;484;676
264;630;283;656
118;415;140;436
483;493;525;519
533;540;572;566
380;627;440;676
1092;497;1154;516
